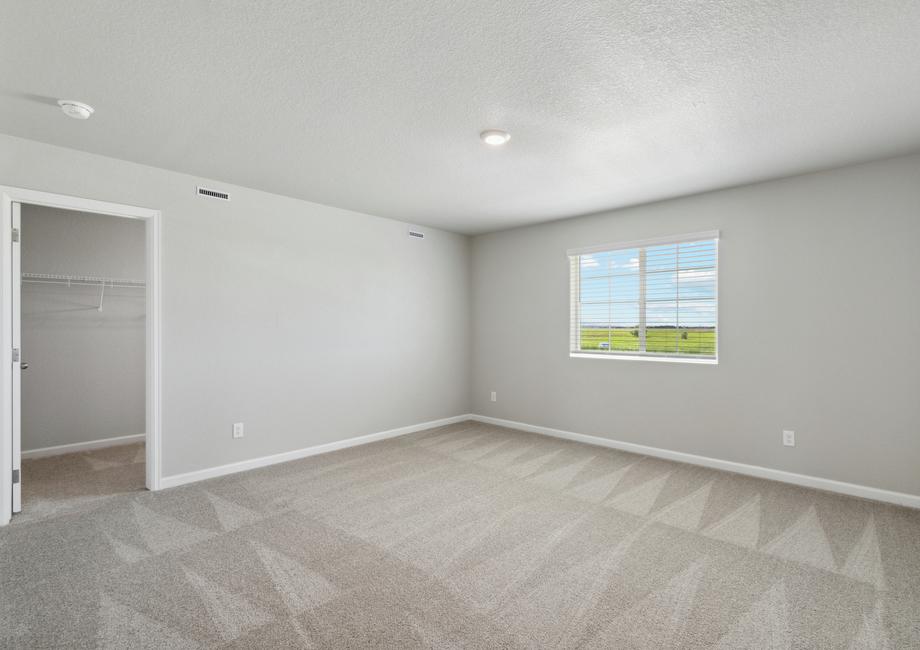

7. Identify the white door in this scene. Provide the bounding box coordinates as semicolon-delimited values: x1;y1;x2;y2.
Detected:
11;202;21;513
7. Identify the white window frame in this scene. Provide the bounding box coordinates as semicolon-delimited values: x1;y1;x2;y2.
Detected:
568;230;719;364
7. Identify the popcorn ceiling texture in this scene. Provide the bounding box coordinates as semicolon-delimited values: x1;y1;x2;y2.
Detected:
3;422;918;647
1;1;919;233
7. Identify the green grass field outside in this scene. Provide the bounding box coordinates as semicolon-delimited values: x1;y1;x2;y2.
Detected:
579;327;716;355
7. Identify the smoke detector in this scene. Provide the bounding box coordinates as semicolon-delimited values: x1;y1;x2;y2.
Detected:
57;100;95;120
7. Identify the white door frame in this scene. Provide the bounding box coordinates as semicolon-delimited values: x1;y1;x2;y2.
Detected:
0;186;162;525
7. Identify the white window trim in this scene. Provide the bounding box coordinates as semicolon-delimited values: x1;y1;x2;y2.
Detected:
568;230;719;364
569;352;718;364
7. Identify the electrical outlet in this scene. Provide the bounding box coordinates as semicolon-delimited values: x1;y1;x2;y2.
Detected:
233;422;245;439
783;430;795;447
490;391;497;402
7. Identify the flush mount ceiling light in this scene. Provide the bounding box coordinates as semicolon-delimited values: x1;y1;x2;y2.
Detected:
57;100;95;120
480;129;510;146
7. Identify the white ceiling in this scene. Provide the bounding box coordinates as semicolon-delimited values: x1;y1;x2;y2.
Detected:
2;2;920;235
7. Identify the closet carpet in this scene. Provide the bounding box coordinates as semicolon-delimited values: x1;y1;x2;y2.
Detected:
16;440;145;524
1;422;918;648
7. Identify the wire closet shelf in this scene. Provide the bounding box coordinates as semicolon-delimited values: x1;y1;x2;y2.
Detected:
21;272;145;289
21;273;146;311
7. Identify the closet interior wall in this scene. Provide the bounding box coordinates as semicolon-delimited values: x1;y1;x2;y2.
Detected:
20;205;146;452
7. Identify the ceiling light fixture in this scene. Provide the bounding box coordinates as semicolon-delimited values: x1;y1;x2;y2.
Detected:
57;100;95;120
480;129;510;146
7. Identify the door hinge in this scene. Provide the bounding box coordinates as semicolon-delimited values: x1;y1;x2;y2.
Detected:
12;469;19;484
11;228;19;243
12;348;20;363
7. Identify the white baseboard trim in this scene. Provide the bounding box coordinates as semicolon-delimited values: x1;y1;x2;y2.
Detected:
159;414;473;490
22;433;145;459
471;414;920;509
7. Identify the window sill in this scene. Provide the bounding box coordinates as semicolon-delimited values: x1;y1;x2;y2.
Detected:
569;352;718;365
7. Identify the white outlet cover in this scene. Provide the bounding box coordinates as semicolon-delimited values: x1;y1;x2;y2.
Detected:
233;422;244;438
490;391;497;402
783;430;795;446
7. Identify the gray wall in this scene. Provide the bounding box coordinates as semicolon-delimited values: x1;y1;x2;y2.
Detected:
1;133;471;477
472;154;920;496
21;206;146;450
4;132;917;497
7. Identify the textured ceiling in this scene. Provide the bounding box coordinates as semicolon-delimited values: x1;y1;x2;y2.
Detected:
2;1;920;234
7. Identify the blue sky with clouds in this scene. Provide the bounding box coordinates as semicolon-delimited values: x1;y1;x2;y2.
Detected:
579;240;716;328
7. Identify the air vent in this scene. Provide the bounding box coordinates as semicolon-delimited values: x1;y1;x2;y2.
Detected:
408;230;425;239
197;186;230;201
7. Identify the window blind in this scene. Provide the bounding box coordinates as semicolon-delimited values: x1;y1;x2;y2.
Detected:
569;232;718;360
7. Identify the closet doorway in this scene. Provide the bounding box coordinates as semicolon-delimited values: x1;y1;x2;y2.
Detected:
1;188;161;526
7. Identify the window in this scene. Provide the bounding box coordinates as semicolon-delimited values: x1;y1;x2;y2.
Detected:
569;231;718;362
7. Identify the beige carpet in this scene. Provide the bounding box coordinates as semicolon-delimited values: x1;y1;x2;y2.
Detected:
15;441;146;524
1;421;918;648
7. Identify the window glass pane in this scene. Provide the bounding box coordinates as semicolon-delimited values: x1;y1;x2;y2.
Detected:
608;248;640;274
579;251;612;279
678;240;717;270
580;328;610;351
579;302;608;327
610;302;639;328
645;243;678;272
676;270;716;300
610;303;640;351
611;270;639;301
646;269;677;303
646;301;677;353
676;327;717;356
646;300;677;328
580;276;609;303
677;300;716;355
676;239;716;303
579;302;609;351
678;300;716;328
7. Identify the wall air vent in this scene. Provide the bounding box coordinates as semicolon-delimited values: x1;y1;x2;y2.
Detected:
408;230;425;239
197;186;230;201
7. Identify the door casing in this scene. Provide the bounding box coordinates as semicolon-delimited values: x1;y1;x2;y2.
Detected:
0;187;162;525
